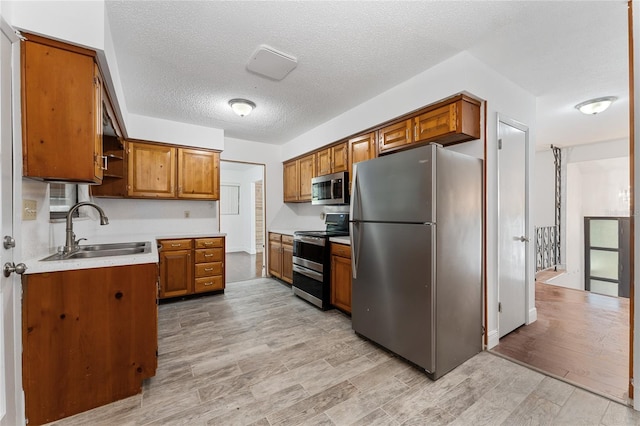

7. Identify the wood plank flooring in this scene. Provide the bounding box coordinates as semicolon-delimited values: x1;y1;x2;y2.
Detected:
492;275;630;404
47;278;639;425
226;251;264;283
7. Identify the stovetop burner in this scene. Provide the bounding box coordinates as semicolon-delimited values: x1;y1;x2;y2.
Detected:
294;230;349;238
294;213;349;238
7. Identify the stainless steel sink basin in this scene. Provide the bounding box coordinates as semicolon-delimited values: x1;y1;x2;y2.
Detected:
40;241;152;261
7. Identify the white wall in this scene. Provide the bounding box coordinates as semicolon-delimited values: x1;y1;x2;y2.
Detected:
6;0;105;50
534;149;556;228
220;137;282;230
127;114;224;150
280;51;537;349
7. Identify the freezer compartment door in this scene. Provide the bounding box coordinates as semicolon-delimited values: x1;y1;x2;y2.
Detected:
351;221;435;372
351;145;435;224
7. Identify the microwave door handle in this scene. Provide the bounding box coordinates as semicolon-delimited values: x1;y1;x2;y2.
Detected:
330;178;334;200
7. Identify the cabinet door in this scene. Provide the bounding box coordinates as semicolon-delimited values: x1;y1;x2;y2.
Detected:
159;249;193;298
268;234;283;278
331;142;348;173
22;264;158;425
283;160;299;202
414;103;456;143
22;38;102;183
178;148;219;200
128;142;177;198
378;119;413;154
281;240;293;284
348;132;375;187
298;154;316;202
316;148;332;176
414;99;481;146
331;253;352;313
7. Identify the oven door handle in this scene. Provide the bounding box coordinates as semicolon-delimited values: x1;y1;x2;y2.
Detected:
293;264;323;282
294;235;325;247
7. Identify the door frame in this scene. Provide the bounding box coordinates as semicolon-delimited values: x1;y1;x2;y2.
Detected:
218;160;267;277
0;15;25;426
496;114;534;338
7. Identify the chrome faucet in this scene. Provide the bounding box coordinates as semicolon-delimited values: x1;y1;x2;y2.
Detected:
63;202;109;254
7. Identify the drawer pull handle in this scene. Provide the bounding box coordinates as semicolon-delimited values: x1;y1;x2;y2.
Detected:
203;281;214;286
171;244;181;247
204;254;214;257
204;268;213;272
204;242;214;246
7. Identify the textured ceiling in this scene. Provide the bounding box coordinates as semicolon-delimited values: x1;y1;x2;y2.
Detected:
105;1;629;148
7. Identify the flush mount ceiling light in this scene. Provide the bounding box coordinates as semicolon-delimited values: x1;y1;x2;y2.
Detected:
575;96;617;115
229;99;256;117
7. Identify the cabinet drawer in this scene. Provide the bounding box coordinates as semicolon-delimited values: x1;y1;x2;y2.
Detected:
195;237;224;249
195;262;223;278
269;233;282;242
159;239;193;251
195;248;224;263
194;276;224;293
281;235;294;245
331;243;351;258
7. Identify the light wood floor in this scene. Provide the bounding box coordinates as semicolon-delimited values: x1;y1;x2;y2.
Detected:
48;278;639;425
226;251;264;283
492;271;630;404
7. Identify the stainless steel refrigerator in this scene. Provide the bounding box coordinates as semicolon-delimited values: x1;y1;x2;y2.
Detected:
350;143;482;380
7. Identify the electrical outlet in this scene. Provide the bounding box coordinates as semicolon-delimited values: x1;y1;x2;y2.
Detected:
23;199;37;221
184;210;190;218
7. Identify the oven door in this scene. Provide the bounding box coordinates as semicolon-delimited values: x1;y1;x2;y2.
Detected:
292;264;326;309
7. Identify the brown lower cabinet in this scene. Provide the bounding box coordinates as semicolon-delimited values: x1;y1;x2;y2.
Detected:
268;232;293;284
22;263;158;425
331;243;352;313
158;236;225;298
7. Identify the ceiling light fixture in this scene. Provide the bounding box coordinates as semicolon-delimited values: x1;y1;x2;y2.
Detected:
574;96;617;115
229;99;256;117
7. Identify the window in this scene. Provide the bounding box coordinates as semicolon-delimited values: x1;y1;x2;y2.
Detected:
49;183;79;220
220;184;240;215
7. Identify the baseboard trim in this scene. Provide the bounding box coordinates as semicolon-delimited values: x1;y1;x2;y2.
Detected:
487;329;499;349
527;307;538;324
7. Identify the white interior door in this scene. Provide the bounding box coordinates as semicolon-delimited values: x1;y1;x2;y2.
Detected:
0;19;21;426
498;117;529;338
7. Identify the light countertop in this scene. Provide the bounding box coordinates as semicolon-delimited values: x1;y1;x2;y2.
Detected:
25;232;226;275
330;236;351;245
269;229;299;236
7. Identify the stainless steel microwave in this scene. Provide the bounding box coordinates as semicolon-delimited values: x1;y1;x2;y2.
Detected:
311;171;349;205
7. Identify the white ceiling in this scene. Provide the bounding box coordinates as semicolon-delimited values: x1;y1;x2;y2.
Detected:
105;1;629;149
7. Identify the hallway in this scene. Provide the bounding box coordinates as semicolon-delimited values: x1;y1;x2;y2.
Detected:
492;271;629;404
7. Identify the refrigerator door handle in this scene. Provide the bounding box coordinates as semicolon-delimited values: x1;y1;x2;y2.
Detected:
349;164;361;279
350;220;362;279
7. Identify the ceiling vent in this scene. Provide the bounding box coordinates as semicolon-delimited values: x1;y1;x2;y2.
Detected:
246;45;297;81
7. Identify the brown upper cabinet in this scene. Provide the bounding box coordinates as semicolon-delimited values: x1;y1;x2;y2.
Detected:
128;142;177;198
283;153;316;203
283;160;299;203
21;34;104;184
348;132;376;187
178;148;220;199
378;119;413;154
413;97;481;146
316;142;347;176
93;140;220;200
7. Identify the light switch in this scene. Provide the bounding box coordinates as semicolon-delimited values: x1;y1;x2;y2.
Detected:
23;199;37;221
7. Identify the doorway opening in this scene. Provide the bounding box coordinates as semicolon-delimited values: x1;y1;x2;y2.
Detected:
494;145;632;404
219;160;266;283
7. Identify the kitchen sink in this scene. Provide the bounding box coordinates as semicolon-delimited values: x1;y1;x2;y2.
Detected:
40;241;152;261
